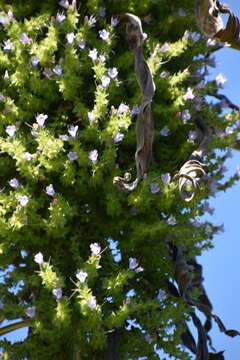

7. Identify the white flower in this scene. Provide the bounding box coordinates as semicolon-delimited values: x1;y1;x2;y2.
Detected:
215;73;227;86
46;184;55;197
183;87;195;101
52;288;62;299
188;130;198;141
114;132;124;143
129;257;139;270
88;49;98;61
99;29;109;41
6;125;16;137
24;152;34;161
3;39;14;51
34;252;44;265
36;113;48;127
66;32;75;44
88;112;96;123
108;67;118;79
166;215;176;226
101;76;110;88
76;270;88;283
89;149;98;163
9;178;20;189
117;103;129;114
18;195;29;207
161;173;171;184
150;183;160;194
25;306;36;318
90;243;101;256
87;296;97;309
56;12;66;23
68;125;78;138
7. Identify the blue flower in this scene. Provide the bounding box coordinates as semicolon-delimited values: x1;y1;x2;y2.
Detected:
68;125;78;138
53;65;63;76
20;33;31;44
6;125;16;137
159;126;170;136
90;242;101;256
161;173;171;184
77;39;86;50
114;132;124;143
150;183;160;194
132;105;140;115
18;195;29;207
25;306;36;318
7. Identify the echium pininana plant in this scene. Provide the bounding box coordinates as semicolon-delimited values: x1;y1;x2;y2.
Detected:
0;0;240;359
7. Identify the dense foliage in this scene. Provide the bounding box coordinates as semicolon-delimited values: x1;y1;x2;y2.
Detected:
0;0;239;359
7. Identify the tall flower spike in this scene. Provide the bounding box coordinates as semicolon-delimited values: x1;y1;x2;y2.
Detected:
113;14;155;191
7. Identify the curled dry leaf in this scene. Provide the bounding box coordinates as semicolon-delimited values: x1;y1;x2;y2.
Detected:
113;14;155;192
175;116;213;201
196;0;240;50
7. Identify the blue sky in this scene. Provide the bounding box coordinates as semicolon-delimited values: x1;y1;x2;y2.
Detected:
1;2;240;358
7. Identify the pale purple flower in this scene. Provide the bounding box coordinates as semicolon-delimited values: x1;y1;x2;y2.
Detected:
9;178;20;189
24;152;34;160
132;105;140;115
7;11;14;22
20;33;31;44
166;215;177;226
99;55;106;63
183;87;195;101
129;257;139;270
101;76;110;88
31;128;37;137
159;126;170;136
90;242;101;256
68;151;78;161
87;296;97;309
178;8;186;16
225;126;233;135
43;68;53;79
72;0;77;8
52;288;62;299
188;130;198;141
88;15;97;26
157;289;167;301
0;93;5;102
89;149;98;163
135;266;144;273
76;270;88;283
25;306;36;318
160;42;170;53
0;15;8;27
46;184;55;197
215;73;227;86
6;125;16;137
34;252;44;265
117;103;129;114
114;132;124;143
68;125;78;138
66;32;75;44
88;112;96;123
160;71;168;78
236;165;240;177
99;29;109;41
60;134;69;141
206;38;217;46
161;173;171;184
59;0;69;9
18;195;29;207
108;67;118;79
77;39;86;49
31;56;40;67
181;109;191;122
150;183;160;194
111;17;119;27
3;39;14;51
56;12;66;23
88;49;98;61
53;65;63;76
98;7;106;17
36;113;48;127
